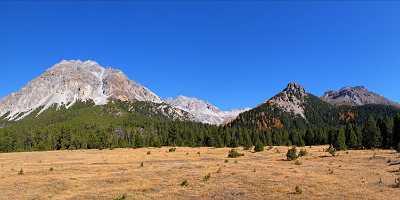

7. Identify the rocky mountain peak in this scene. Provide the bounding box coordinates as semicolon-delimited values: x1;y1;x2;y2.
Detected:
266;82;308;118
165;96;248;125
321;86;399;108
0;60;161;120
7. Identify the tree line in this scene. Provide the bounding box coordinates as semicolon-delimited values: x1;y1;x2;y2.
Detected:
1;101;400;153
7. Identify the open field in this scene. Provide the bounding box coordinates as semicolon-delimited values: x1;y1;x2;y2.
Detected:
1;146;400;200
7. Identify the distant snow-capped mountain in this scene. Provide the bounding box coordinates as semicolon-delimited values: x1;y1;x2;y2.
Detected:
321;86;400;108
165;96;249;125
0;60;162;120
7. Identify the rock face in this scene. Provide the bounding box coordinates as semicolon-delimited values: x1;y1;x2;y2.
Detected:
266;82;308;118
0;60;162;120
321;86;400;108
165;96;248;125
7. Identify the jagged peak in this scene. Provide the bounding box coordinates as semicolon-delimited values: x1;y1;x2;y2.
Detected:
283;82;306;94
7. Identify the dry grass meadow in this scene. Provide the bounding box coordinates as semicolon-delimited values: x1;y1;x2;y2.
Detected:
1;146;400;200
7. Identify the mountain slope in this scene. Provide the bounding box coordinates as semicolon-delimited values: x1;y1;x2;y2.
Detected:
322;86;400;108
228;83;400;131
0;60;162;121
165;96;248;125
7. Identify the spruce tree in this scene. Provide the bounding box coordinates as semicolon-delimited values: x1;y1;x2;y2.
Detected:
335;128;347;150
305;129;314;146
363;116;381;149
378;117;393;148
393;114;400;149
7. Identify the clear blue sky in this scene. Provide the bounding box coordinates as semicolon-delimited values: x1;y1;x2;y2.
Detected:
1;1;399;110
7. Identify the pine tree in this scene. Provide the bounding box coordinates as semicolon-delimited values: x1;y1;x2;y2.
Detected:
345;124;358;149
378;118;393;148
254;139;264;152
305;129;314;146
363;116;381;149
335;128;347;150
393;114;400;149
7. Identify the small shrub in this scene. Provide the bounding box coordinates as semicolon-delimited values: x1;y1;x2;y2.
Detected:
395;177;400;188
186;152;189;155
326;145;336;157
227;149;244;158
197;152;201;156
147;151;151;155
295;185;302;194
140;162;144;167
180;179;189;187
378;177;383;185
49;167;54;172
286;147;298;161
169;148;176;152
18;168;24;175
203;173;211;182
234;160;238;164
224;159;229;163
254;142;264;152
298;149;307;157
216;167;222;173
113;194;127;200
295;160;302;165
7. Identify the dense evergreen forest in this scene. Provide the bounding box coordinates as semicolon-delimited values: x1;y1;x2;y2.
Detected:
1;100;400;153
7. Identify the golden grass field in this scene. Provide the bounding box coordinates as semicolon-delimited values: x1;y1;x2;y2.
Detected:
1;146;400;200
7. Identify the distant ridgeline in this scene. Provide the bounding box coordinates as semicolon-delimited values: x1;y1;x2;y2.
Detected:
1;60;400;152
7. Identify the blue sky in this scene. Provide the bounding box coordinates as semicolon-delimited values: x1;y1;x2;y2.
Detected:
1;1;399;110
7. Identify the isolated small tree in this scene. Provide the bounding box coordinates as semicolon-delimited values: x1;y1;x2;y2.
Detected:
254;140;264;152
286;146;298;161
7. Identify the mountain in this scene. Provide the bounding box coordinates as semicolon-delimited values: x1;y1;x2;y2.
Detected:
228;83;400;131
321;86;400;108
165;96;248;125
0;60;171;121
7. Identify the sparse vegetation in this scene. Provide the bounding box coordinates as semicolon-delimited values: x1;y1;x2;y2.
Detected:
298;149;307;157
113;194;127;200
169;148;176;152
203;173;211;182
180;179;189;187
18;168;23;175
295;185;303;194
286;146;298;161
394;177;400;188
327;145;337;157
1;146;399;199
254;141;264;152
227;149;244;158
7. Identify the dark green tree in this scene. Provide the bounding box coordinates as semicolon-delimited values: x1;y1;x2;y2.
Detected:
363;116;381;149
335;128;347;150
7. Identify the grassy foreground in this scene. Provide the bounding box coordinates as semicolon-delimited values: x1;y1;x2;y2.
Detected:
1;146;400;200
